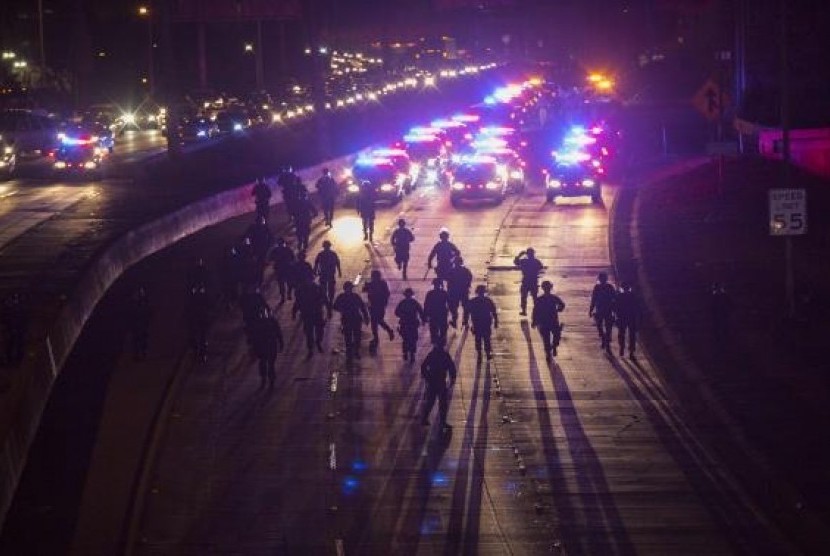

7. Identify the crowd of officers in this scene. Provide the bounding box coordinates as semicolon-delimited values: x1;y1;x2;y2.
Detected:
126;168;642;430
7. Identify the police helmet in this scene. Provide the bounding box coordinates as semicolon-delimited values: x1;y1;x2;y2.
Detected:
475;284;487;295
439;230;450;239
526;247;536;256
371;269;381;279
322;240;332;249
432;278;443;288
398;218;406;227
403;287;414;297
541;280;553;291
343;281;354;291
597;272;608;283
322;167;329;175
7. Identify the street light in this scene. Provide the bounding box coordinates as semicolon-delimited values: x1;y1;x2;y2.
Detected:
138;5;154;97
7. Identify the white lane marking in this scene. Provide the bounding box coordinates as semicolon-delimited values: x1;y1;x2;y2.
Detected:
329;442;337;470
330;371;338;393
335;538;345;556
46;335;57;377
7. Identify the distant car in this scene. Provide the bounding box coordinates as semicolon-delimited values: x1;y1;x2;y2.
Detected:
0;109;58;156
0;136;16;180
469;147;526;193
341;157;407;205
216;110;250;134
402;135;449;186
52;137;107;180
368;148;416;192
177;117;219;143
449;157;508;207
544;163;602;204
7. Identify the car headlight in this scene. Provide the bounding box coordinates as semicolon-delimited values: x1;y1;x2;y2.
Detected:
582;179;595;187
347;184;360;193
510;169;524;180
196;130;207;137
121;112;136;125
380;183;394;192
3;146;12;155
451;182;464;191
54;161;67;169
409;163;421;177
485;181;500;190
496;163;508;177
233;122;243;131
396;173;407;185
84;160;98;170
427;158;437;167
547;179;561;189
426;169;438;182
342;168;353;178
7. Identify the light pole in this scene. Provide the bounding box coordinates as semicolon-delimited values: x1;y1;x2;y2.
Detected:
138;5;154;97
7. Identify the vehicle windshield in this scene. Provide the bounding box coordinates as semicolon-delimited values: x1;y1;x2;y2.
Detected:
456;163;496;182
354;164;396;182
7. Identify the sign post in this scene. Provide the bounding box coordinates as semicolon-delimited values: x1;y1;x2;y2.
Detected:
769;188;806;317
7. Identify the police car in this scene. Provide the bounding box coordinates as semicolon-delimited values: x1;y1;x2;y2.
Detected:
342;157;406;205
52;133;107;179
449;155;508;207
544;161;602;205
467;145;526;193
402;133;448;186
369;148;416;192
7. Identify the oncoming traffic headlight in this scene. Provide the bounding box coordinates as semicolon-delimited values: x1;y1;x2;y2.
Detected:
346;183;359;193
84;161;97;170
510;169;524;180
485;181;500;190
582;179;596;187
451;182;464;191
380;183;395;192
547;179;562;189
54;160;67;169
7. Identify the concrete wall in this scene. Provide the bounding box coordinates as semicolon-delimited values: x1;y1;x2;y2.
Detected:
0;152;362;526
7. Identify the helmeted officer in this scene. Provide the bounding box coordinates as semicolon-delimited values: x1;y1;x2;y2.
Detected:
424;278;451;346
514;247;544;316
250;306;284;389
614;282;640;358
289;250;315;297
268;237;295;303
294;189;318;251
356;180;377;241
332;281;370;361
278;166;300;223
446;256;473;328
292;274;329;359
532;280;566;361
391;218;415;280
239;285;268;343
362;269;395;351
252;177;272;221
395;287;425;362
219;244;242;310
463;284;498;360
589;272;616;351
427;229;461;284
314;240;342;308
420;340;457;431
316;168;339;227
245;215;274;267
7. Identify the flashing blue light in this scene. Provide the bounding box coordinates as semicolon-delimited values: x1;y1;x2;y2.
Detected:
404;133;439;143
371;148;408;158
430;119;463;129
569;125;587;135
342;476;360;495
60;135;94;146
351;459;368;472
484;96;497;105
355;156;392;166
408;126;440;136
431;472;449;487
452;113;479;123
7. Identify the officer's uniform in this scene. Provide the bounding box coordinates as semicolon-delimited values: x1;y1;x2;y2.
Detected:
362;278;394;345
589;281;616;349
428;240;461;283
250;314;283;388
420;347;457;427
514;254;543;315
293;280;328;356
219;246;241;308
424;286;451;346
332;291;369;360
614;288;640;357
463;294;498;358
532;292;566;359
316;175;338;226
314;248;341;305
357;187;377;241
252;181;272;220
395;297;425;362
269;243;295;302
446;263;473;327
294;196;318;251
391;226;415;278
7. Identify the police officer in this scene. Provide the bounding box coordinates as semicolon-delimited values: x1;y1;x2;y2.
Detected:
239;285;268;343
294;189;318;251
252;177;272;221
278;166;300;223
250;306;284;389
446;256;473;328
589;272;616;352
185;284;211;363
1;292;27;367
289;250;315;297
238;236;263;289
314;240;342;307
332;281;370;361
514;248;544;316
127;286;152;361
463;285;498;360
614;282;640;358
391;218;415;280
268;237;295;303
362;270;395;352
532;280;566;362
420;341;456;430
395;287;425;362
357;180;377;241
245;215;274;267
424;278;451;346
427;230;461;284
292;275;329;358
316;168;339;227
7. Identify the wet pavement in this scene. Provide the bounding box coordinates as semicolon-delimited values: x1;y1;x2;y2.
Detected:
30;166;795;554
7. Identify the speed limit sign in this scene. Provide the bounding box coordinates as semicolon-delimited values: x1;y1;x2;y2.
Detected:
769;189;807;236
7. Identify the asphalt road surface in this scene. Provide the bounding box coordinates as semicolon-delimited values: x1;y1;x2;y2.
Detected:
60;177;791;554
